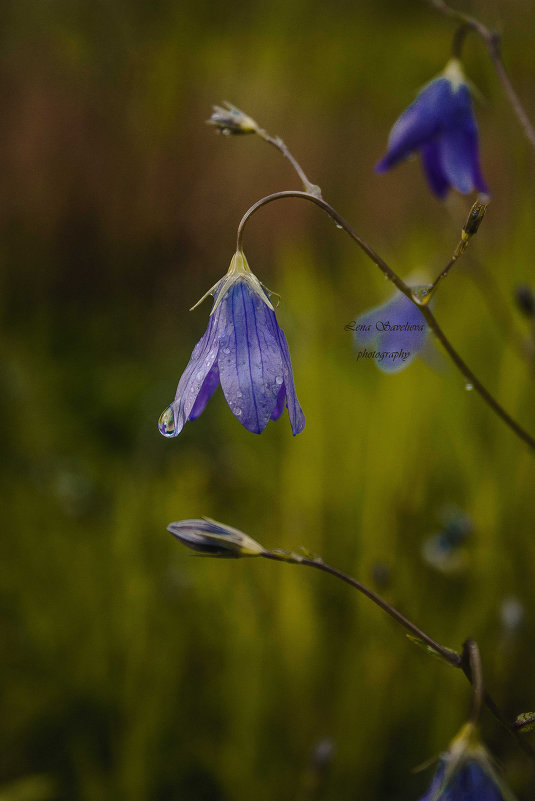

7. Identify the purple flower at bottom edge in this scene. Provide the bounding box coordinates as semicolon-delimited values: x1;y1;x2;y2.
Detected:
353;290;428;373
420;758;507;801
376;59;488;199
418;724;515;801
159;251;305;437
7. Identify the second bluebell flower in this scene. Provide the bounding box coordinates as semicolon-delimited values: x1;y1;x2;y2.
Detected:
376;59;488;199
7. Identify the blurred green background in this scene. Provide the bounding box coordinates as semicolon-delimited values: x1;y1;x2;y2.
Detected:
1;0;535;799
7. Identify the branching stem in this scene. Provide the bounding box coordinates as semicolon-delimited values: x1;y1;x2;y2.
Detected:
237;190;535;452
261;549;535;761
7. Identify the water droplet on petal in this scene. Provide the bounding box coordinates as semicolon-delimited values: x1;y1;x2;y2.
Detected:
275;376;283;385
236;391;243;398
464;382;473;391
235;407;242;416
158;406;176;437
223;347;231;355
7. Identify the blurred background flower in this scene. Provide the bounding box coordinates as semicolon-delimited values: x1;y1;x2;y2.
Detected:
352;289;429;372
376;58;488;198
421;505;473;575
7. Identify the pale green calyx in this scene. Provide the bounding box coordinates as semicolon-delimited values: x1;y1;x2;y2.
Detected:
190;250;275;316
443;58;467;91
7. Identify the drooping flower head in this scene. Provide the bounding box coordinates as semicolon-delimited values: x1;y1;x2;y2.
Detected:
159;251;305;437
418;724;516;801
350;289;428;373
376;59;488;199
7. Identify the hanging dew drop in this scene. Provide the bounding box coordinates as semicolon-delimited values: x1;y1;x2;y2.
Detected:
411;285;433;306
465;382;473;391
158;406;176;437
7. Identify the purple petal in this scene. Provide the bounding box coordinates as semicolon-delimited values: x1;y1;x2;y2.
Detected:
418;758;506;801
376;78;452;171
188;364;220;420
270;384;286;421
420;139;450;199
439;125;487;195
165;317;220;436
273;326;305;435
218;281;285;434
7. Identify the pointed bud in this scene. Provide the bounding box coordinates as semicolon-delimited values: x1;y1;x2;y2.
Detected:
167;518;266;558
207;102;259;135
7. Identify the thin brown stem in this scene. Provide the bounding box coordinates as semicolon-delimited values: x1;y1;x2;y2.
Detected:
462;639;484;724
428;0;535;150
419;305;535;450
256;128;322;197
237;190;535;452
430;253;458;294
430;197;489;294
264;551;461;666
262;549;535;761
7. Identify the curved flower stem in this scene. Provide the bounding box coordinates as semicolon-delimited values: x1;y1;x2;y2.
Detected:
237;190;535;452
261;549;535;760
462;639;484;725
264;550;461;666
236;191;410;294
428;0;535;151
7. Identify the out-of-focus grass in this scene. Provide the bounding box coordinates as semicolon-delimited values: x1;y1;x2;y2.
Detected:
1;1;535;799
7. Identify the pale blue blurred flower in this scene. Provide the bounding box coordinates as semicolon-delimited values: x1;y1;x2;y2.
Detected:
350;290;428;373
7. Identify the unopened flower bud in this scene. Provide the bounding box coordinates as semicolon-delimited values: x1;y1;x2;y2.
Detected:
207;102;259;135
167;518;266;558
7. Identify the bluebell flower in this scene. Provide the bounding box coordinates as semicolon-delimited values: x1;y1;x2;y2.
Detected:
418;724;516;801
376;59;488;199
158;250;305;437
349;289;428;373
